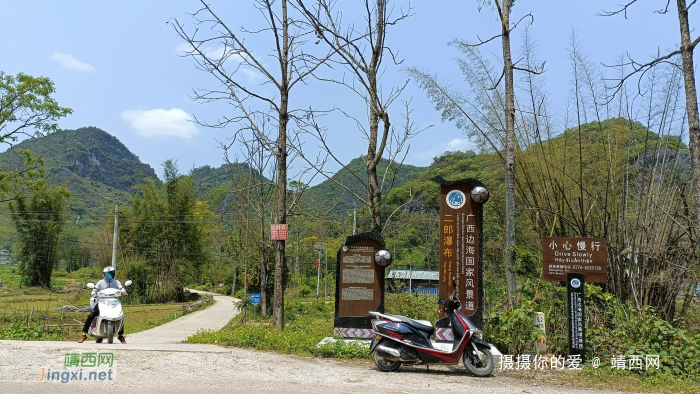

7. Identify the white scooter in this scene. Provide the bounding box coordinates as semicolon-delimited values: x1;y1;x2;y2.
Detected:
86;280;132;344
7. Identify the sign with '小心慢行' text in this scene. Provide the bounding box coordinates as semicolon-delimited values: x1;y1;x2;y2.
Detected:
542;237;607;283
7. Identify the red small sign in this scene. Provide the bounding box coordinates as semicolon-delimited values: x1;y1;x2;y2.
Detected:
270;224;288;241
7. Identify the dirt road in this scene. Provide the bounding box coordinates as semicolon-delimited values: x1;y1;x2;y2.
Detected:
1;342;630;394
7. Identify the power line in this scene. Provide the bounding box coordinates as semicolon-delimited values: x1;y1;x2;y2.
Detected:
59;238;231;259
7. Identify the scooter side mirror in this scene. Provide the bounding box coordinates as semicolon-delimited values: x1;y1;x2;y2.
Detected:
87;283;95;289
124;280;132;287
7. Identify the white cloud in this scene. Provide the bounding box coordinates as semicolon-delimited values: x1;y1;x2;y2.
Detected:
50;52;96;72
175;43;193;54
414;138;475;162
445;138;473;151
120;108;200;139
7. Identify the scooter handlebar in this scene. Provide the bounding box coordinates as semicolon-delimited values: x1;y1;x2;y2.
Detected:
94;289;125;298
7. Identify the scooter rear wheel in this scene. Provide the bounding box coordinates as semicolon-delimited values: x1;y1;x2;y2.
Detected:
373;351;401;372
463;347;494;377
95;338;103;343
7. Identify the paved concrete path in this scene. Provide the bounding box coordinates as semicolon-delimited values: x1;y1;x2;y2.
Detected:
0;289;240;353
126;289;239;346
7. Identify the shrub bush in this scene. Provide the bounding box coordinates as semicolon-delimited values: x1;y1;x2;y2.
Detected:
297;285;312;298
0;317;64;341
483;277;700;379
385;291;439;322
67;266;102;280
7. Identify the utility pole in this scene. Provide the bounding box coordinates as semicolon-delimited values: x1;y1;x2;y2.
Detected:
324;247;328;298
296;227;300;288
111;205;118;270
353;208;356;235
315;245;326;302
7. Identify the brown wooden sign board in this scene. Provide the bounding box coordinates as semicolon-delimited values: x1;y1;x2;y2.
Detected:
336;237;383;317
436;178;483;320
542;237;607;283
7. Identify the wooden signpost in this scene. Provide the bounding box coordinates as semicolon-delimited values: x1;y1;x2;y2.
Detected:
542;236;607;361
333;232;386;339
432;176;488;336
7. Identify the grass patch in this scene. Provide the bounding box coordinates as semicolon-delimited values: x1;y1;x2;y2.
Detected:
187;292;440;359
0;268;213;341
188;296;368;359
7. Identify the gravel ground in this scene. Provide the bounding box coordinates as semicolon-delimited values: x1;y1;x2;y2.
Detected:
0;292;635;394
0;341;631;394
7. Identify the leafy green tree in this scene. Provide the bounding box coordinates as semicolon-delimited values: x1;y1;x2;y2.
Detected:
8;180;70;288
0;72;72;201
120;160;214;302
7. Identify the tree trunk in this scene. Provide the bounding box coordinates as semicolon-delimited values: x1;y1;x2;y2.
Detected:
272;0;289;330
676;0;700;239
366;104;382;234
273;109;288;329
260;245;267;316
365;1;388;234
499;0;517;304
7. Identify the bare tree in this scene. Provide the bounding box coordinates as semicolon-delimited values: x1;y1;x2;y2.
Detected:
600;0;700;247
495;0;518;304
514;31;697;320
296;0;426;234
171;0;333;329
409;1;539;304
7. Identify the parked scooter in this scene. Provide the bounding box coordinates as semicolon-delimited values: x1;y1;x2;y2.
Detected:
368;280;494;376
86;280;132;344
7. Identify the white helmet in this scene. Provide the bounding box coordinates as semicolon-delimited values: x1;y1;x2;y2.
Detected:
103;266;116;281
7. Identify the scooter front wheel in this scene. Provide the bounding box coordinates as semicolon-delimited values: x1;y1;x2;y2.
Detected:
107;322;114;344
463;347;494;377
373;350;401;372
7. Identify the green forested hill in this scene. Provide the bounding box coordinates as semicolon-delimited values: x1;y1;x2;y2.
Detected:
190;162;260;197
300;157;427;216
0;127;159;217
0;126;159;192
190;162;270;212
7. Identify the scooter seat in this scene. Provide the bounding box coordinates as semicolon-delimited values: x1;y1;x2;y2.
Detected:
386;314;435;335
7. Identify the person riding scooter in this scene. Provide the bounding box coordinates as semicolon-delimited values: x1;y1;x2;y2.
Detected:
78;266;127;344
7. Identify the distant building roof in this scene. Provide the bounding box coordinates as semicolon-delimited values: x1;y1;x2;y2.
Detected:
386;270;439;281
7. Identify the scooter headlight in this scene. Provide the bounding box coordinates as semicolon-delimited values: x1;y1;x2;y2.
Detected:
100;299;120;308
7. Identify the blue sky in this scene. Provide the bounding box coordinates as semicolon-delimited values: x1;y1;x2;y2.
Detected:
0;1;692;183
